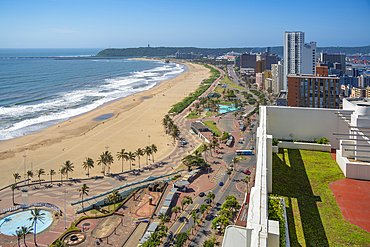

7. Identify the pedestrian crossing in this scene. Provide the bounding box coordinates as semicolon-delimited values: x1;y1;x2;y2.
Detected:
211;167;227;183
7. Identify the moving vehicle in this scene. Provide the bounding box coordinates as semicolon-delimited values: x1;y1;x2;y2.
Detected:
235;150;253;155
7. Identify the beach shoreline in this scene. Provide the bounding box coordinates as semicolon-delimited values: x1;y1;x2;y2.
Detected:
0;60;210;188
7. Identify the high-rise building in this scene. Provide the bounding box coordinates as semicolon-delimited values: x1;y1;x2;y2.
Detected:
271;62;284;94
320;53;346;73
284;31;305;90
284;31;317;90
302;42;316;74
255;60;266;73
240;53;256;69
359;74;370;88
287;67;340;109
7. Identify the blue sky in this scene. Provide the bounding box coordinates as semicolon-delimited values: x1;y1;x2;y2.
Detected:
0;0;369;48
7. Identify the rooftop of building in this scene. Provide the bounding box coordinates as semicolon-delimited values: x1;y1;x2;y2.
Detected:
345;97;370;106
287;74;339;79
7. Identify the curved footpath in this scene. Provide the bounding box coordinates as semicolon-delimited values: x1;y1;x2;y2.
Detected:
0;63;220;247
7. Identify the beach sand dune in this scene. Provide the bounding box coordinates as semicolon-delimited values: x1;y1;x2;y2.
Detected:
0;62;210;188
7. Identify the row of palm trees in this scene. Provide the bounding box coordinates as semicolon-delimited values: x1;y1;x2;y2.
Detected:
12;144;159;187
162;115;180;144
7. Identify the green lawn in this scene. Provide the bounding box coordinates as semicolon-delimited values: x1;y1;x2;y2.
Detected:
273;149;370;246
228;83;245;91
205;111;214;117
219;76;233;84
213;86;225;94
203;120;221;136
186;111;200;119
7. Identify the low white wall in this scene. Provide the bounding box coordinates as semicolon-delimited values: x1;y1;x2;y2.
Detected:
336;149;347;174
272;146;278;153
278;141;331;152
347;162;370;181
266;107;351;150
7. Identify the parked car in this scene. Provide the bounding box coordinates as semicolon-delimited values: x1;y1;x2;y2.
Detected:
199;192;205;197
243;170;251;175
250;145;254;150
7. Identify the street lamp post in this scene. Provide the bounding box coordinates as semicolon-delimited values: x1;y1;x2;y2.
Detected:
23;154;27;185
62;189;68;229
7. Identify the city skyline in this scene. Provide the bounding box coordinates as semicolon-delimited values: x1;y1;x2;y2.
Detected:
0;0;370;49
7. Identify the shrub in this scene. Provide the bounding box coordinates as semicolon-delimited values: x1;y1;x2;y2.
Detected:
272;138;279;146
314;137;330;144
268;195;286;247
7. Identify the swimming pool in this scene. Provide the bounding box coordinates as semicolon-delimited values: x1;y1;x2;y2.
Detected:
0;209;53;236
204;104;238;114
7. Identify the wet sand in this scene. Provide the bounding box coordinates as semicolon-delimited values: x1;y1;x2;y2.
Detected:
0;61;210;188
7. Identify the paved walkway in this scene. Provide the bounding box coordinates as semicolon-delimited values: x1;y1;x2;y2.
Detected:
329;178;370;233
0;64;225;246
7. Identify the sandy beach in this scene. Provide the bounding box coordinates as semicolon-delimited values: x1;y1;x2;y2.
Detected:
0;61;210;188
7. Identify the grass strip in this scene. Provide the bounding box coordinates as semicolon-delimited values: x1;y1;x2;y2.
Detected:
272;149;370;246
203;121;221;136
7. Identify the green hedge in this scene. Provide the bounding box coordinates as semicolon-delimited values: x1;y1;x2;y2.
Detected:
268;195;286;247
168;64;220;113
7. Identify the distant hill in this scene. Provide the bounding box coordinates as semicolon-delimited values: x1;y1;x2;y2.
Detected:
96;45;370;57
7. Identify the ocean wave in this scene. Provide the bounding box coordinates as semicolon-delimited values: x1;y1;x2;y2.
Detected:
0;60;185;140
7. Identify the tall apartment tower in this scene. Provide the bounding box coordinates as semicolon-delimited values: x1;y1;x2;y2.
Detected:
284;31;305;90
302;42;316;74
271;61;284;94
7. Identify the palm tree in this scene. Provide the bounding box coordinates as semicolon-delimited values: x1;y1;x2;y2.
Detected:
171;206;181;219
97;152;107;175
63;160;74;179
201;143;209;161
127;151;136;171
105;194;115;211
205;192;215;204
11;184;17;206
116;149;128;172
36;169;45;185
13;229;22;247
97;151;113;175
21;225;33;247
104;151;114;175
27;170;33;186
158;212;170;226
144;146;152;166
244;175;251;193
231;156;239;167
111;190;121;204
82;157;94;177
13;173;21;184
78;184;89;213
49;169;56;184
211;137;219;154
181;196;193;210
135;148;144;168
170;125;180;144
208;142;213;156
151;144;158;163
60;168;66;183
28;208;46;246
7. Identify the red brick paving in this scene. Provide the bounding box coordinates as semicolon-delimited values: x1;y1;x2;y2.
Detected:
329;178;370;233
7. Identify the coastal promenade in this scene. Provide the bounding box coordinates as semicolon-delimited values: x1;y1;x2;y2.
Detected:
0;63;224;246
